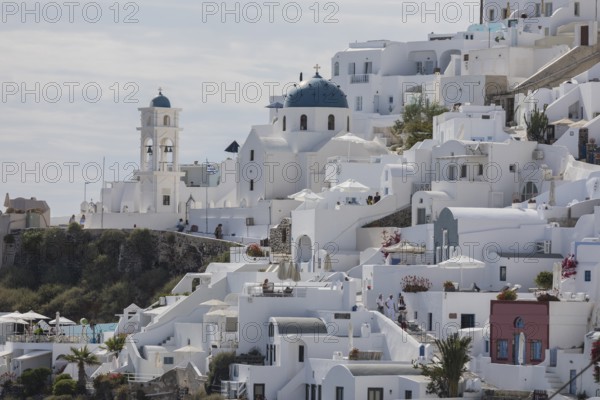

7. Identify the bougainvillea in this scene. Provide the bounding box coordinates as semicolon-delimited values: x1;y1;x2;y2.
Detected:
591;339;600;382
381;229;401;258
561;254;577;279
401;275;432;292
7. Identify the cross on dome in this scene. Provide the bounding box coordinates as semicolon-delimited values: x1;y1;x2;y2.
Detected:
313;64;321;74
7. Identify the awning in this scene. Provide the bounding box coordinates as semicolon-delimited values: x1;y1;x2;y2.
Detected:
14;350;51;360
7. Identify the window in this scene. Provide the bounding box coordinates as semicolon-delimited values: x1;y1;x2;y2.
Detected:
478;164;483;175
488;8;495;21
389;96;394;103
348;62;355;75
514;317;524;329
299;345;305;362
250;179;254;191
585;270;591;282
485;340;489;353
461;314;475;329
416;61;423;74
448;164;457;181
255;384;265;400
521;182;539;201
335;387;344;400
163;115;170;126
268;322;274;337
250;150;254;161
531;340;543;361
367;388;384;400
461;164;467;178
162;195;170;206
545;2;553;17
497;339;509;359
163;357;174;364
347;116;350;132
300;115;308;131
334;62;339;76
283;116;286;131
364;61;372;74
355;96;363;111
328;115;335;131
334;313;351;319
405;390;413;399
318;385;322;400
500;266;507;282
574;2;580;16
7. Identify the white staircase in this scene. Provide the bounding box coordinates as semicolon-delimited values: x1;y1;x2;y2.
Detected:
544;367;564;393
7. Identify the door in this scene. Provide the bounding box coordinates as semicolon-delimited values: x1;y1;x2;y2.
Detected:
428;313;433;331
550;347;558;367
367;388;384;400
579;129;588;160
581;25;589;46
254;384;265;400
569;369;577;394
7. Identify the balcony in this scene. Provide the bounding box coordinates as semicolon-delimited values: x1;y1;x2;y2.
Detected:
350;74;370;84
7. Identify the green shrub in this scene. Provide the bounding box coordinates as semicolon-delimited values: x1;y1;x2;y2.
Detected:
497;290;518;301
19;367;51;396
53;379;77;396
535;271;553;290
54;373;73;383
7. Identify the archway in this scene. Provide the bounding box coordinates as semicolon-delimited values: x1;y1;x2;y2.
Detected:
297;235;313;263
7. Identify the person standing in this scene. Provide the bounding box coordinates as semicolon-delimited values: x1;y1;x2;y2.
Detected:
373;192;381;203
376;294;385;314
214;223;223;239
385;294;396;319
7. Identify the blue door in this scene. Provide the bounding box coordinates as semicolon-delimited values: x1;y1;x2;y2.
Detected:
569;369;577;395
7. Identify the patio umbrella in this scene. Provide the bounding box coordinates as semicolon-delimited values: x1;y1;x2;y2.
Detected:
330;179;370;193
288;189;324;209
277;262;290;281
383;242;426;254
288;262;301;282
49;316;76;325
205;308;238;318
332;132;368;161
20;310;49;320
0;316;28;325
438;255;485;289
199;299;229;308
3;311;22;319
517;332;526;365
224;140;240;153
323;254;333;272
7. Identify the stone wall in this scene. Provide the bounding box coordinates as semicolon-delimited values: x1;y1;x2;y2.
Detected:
269;218;292;255
362;206;412;228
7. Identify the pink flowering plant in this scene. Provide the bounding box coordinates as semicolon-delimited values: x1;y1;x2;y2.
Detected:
381;229;401;258
561;254;577;278
401;275;432;293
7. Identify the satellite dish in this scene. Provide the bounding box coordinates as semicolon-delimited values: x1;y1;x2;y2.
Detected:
80;318;88;326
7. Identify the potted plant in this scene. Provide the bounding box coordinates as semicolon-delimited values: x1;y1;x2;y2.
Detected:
348;348;359;360
443;281;455;292
497;290;517;301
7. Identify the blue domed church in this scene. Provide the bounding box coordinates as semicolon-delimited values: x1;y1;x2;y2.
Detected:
236;70;386;209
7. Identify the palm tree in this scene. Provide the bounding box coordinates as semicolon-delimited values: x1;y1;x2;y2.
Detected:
100;334;126;354
416;333;472;397
57;345;101;394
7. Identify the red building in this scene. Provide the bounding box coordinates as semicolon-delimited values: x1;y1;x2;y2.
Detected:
489;300;549;365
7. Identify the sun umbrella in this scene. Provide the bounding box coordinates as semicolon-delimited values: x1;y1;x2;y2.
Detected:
205;308;238;318
199;299;229;308
0;316;28;325
277;262;290;281
288;189;324;201
438;255;485;289
288;262;301;282
332;132;369;161
323;254;333;272
3;311;22;319
49;317;76;325
330;179;370;193
20;310;49;320
383;242;426;254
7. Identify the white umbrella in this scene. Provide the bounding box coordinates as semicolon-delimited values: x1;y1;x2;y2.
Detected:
20;310;49;320
518;332;526;365
330;179;370;193
332;133;369;161
288;189;324;209
323;254;333;272
0;316;28;325
438;255;485;289
199;299;229;308
205;308;238;318
49;317;76;325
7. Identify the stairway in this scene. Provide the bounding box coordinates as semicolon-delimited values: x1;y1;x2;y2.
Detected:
544;367;564;393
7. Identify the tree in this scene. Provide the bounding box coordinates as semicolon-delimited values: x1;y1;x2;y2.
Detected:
535;271;553;290
205;352;235;394
524;104;548;143
393;96;448;149
57;346;100;394
101;334;127;354
415;333;472;397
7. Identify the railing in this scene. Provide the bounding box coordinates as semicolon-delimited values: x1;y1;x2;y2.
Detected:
7;334;87;344
350;74;370;84
412;182;431;195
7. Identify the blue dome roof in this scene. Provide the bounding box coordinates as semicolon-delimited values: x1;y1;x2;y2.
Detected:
150;92;171;108
284;73;348;108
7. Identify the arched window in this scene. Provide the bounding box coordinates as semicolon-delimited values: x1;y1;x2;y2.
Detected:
328;115;335;131
334;62;339;76
347;116;350;132
514;317;525;329
300;115;308;131
282;116;286;131
163;115;170;126
521;182;538;201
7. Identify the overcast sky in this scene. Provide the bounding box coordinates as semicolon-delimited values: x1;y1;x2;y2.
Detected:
1;0;482;217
